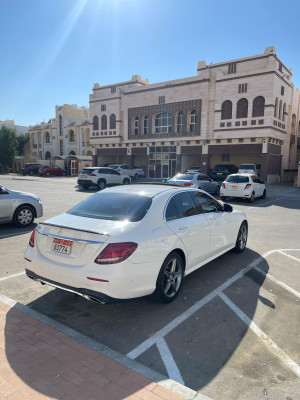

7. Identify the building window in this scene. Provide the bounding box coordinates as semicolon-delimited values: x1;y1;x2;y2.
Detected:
238;83;247;93
252;96;265;117
143;115;149;135
227;122;231;127
69;130;75;142
60;140;63;156
69;151;76;156
236;98;248;118
279;63;283;72
110;114;116;129
221;100;232;120
45;132;50;143
281;86;284;96
227;139;232;143
101;115;107;130
159;96;165;104
258;119;264;125
228;63;236;74
222;154;230;161
111;87;116;93
251;120;256;125
220;122;225;127
239;138;243;143
189;110;197;132
278;100;282;120
45;151;51;160
292;114;296;134
274;98;278;118
282;103;286;122
101;105;106;112
134;116;138;135
176;112;184;133
93;116;99;130
235;121;240;126
242;121;247;126
155;112;172;133
59;115;63;136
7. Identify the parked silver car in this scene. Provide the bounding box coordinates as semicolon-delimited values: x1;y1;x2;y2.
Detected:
0;185;43;227
166;173;220;195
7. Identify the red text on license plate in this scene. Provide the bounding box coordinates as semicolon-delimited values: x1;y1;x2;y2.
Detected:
53;238;72;246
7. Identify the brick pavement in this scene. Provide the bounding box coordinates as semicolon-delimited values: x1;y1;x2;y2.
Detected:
0;301;185;400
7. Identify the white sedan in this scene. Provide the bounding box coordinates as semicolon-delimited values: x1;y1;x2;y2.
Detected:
25;185;248;304
220;174;266;202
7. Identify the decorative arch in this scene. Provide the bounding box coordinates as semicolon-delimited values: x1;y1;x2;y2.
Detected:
69;151;76;156
93;116;99;130
45;151;51;160
274;98;278;118
110;114;116;129
101;115;107;130
221;100;232;120
252;96;265;117
236;98;248;118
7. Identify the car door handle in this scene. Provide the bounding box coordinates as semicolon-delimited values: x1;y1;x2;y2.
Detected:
178;227;188;232
209;217;216;221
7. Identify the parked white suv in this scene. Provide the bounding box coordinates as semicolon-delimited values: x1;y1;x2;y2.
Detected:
77;167;131;190
238;164;261;176
220;174;266;203
108;164;139;179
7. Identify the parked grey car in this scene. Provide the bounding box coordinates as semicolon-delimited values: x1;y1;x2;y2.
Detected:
166;173;220;195
0;185;43;227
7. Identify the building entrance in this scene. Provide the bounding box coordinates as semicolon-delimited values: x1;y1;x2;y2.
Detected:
148;146;177;179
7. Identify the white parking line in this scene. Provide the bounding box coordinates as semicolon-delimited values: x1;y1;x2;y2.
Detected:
277;250;300;263
156;337;185;385
0;272;25;281
219;292;300;378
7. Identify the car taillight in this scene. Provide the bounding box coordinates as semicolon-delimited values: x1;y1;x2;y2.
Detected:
245;184;252;190
222;183;226;188
29;229;36;247
88;173;96;176
183;183;193;187
94;242;138;264
116;169;120;172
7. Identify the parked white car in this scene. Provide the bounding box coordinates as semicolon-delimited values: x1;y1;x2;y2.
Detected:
25;185;247;304
108;164;139;179
77;167;131;190
220;174;266;203
238;164;261;176
0;184;43;227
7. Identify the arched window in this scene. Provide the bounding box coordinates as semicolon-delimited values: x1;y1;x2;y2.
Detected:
69;130;75;142
134;117;139;135
177;112;184;133
110;114;116;129
45;151;51;160
155;112;172;133
189;110;197;132
221;100;232;120
236;98;248;118
274;98;278;118
252;96;265;117
282;103;286;122
292;114;296;134
143;115;149;135
87;151;93;156
69;151;76;156
278;100;282;120
93;116;99;130
45;132;50;143
101;115;107;130
59;115;63;136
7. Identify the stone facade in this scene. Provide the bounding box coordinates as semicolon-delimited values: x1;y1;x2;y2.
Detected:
89;46;300;182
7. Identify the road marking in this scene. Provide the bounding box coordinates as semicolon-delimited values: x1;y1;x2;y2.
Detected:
127;255;264;360
246;198;283;209
156;337;185;385
0;231;31;239
0;272;25;281
219;292;300;378
277;250;300;263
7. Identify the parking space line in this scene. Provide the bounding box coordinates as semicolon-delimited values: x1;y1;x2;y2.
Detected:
127;255;264;360
277;250;300;263
0;272;25;281
246;198;283;210
156;337;185;385
219;292;300;378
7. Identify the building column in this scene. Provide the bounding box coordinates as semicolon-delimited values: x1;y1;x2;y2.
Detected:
176;154;182;173
200;154;211;174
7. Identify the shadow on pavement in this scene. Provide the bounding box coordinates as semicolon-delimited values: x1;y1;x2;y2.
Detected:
0;223;36;240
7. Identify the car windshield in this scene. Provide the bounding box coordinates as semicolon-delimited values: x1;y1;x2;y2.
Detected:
226;176;249;183
67;192;152;222
214;166;228;171
172;174;194;181
240;164;254;169
81;169;96;174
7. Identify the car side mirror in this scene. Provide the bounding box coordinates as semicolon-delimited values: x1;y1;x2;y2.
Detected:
223;203;233;213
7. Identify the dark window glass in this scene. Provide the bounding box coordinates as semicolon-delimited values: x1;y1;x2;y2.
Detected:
173;174;195;181
193;192;222;213
226;175;249;183
93;116;99;130
165;199;179;221
197;174;210;181
80;169;97;174
252;96;265;117
171;192;197;218
68;193;152;222
144;115;149;134
236;98;248;118
177;112;184;132
221;100;232;120
101;115;107;130
110;114;116;129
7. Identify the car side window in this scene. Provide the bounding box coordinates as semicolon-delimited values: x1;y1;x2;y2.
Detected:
252;176;260;183
98;169;108;174
193;192;223;213
171;192;197;219
111;170;120;175
165;199;179;221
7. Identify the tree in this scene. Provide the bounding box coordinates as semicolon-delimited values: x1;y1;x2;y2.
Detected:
16;134;29;156
0;126;18;172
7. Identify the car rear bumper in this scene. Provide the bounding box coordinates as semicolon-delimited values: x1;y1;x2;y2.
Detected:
220;189;252;198
77;179;95;186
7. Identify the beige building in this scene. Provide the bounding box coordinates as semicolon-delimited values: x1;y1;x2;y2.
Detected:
89;46;300;182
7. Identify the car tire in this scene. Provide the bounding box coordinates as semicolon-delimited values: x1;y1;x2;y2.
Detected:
152;252;184;303
261;189;266;199
134;173;138;180
248;192;255;203
123;178;130;185
13;205;35;227
97;179;106;190
46;172;50;177
82;185;89;189
233;221;248;253
220;196;227;201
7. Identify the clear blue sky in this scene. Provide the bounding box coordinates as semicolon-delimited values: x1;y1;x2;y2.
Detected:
1;0;300;126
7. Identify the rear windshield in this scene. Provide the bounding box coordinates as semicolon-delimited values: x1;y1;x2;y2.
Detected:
172;174;194;180
226;176;249;183
188;167;201;170
67;192;152;222
108;165;118;169
214;165;229;171
239;164;255;169
80;169;96;174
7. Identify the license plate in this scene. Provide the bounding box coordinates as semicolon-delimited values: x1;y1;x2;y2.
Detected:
80;174;87;178
51;238;72;255
231;185;238;189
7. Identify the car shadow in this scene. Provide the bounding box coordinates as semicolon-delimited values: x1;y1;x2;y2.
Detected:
0;223;37;240
224;193;300;210
4;248;270;395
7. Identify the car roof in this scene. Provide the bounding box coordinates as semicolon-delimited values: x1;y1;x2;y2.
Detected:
100;184;197;197
228;173;256;177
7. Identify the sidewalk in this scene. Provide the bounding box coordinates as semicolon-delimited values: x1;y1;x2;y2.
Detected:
0;301;185;400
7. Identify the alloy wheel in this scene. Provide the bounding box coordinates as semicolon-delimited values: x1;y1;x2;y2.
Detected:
162;257;183;298
238;225;247;250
